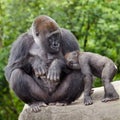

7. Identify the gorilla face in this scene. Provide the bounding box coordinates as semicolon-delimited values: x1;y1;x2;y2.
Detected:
47;30;61;53
65;51;80;69
32;15;61;54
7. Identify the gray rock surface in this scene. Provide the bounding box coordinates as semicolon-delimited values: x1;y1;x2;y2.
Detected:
19;81;120;120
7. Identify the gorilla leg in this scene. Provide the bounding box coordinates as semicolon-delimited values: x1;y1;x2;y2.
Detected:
83;75;93;105
101;63;119;102
9;69;49;112
50;70;84;104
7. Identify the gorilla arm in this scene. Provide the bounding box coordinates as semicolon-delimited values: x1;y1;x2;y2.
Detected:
29;45;66;81
47;57;66;82
5;32;34;81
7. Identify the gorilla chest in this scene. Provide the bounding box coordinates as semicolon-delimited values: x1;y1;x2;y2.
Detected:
29;44;59;93
29;43;57;66
46;53;58;66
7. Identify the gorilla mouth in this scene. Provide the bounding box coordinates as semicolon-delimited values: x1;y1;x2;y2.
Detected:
51;44;60;51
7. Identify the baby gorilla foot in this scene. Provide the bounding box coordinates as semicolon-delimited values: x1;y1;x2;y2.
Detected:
84;96;93;105
102;92;119;102
102;96;119;102
27;102;47;113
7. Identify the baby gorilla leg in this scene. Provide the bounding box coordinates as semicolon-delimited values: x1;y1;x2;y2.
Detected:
101;63;119;102
84;74;93;105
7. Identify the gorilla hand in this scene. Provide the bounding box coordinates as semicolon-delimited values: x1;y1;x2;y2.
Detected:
47;59;62;82
31;56;48;77
34;62;47;78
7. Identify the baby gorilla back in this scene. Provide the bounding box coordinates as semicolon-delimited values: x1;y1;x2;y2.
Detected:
85;52;116;78
65;51;119;105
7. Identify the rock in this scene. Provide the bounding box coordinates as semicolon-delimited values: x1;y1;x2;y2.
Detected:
18;81;120;120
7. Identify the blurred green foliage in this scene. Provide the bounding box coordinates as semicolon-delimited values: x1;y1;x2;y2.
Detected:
0;0;120;119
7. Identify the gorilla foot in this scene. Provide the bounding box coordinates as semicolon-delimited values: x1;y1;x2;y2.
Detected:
84;96;93;105
102;92;119;102
27;102;47;113
90;89;94;95
101;96;119;102
49;102;68;106
56;102;68;106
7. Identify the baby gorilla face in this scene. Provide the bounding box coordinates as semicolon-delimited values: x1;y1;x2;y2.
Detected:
65;51;80;69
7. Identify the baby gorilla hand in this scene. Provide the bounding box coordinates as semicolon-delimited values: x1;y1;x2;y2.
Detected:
47;59;61;82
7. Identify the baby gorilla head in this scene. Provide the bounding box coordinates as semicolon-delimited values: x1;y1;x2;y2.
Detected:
65;51;80;69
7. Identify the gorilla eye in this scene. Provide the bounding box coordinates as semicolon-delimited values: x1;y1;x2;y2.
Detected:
49;37;54;42
73;52;77;56
48;38;52;42
36;32;39;36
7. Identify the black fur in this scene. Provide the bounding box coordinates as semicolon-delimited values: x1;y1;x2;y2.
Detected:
5;16;84;106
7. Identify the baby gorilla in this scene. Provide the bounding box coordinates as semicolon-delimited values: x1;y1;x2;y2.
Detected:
65;50;119;105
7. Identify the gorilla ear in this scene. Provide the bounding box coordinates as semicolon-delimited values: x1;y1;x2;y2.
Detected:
36;32;39;36
76;50;80;55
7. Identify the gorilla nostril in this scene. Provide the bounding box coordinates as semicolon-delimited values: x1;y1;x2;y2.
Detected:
54;43;58;46
53;43;60;47
69;61;73;66
54;44;57;46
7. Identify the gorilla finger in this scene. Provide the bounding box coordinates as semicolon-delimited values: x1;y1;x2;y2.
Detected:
32;106;41;113
50;70;54;81
41;66;47;75
53;72;57;81
38;68;43;75
40;68;45;75
56;73;60;81
34;69;40;77
47;71;50;80
35;73;39;78
52;72;56;81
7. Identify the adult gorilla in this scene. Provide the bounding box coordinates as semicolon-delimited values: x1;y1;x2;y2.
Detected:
5;15;84;112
